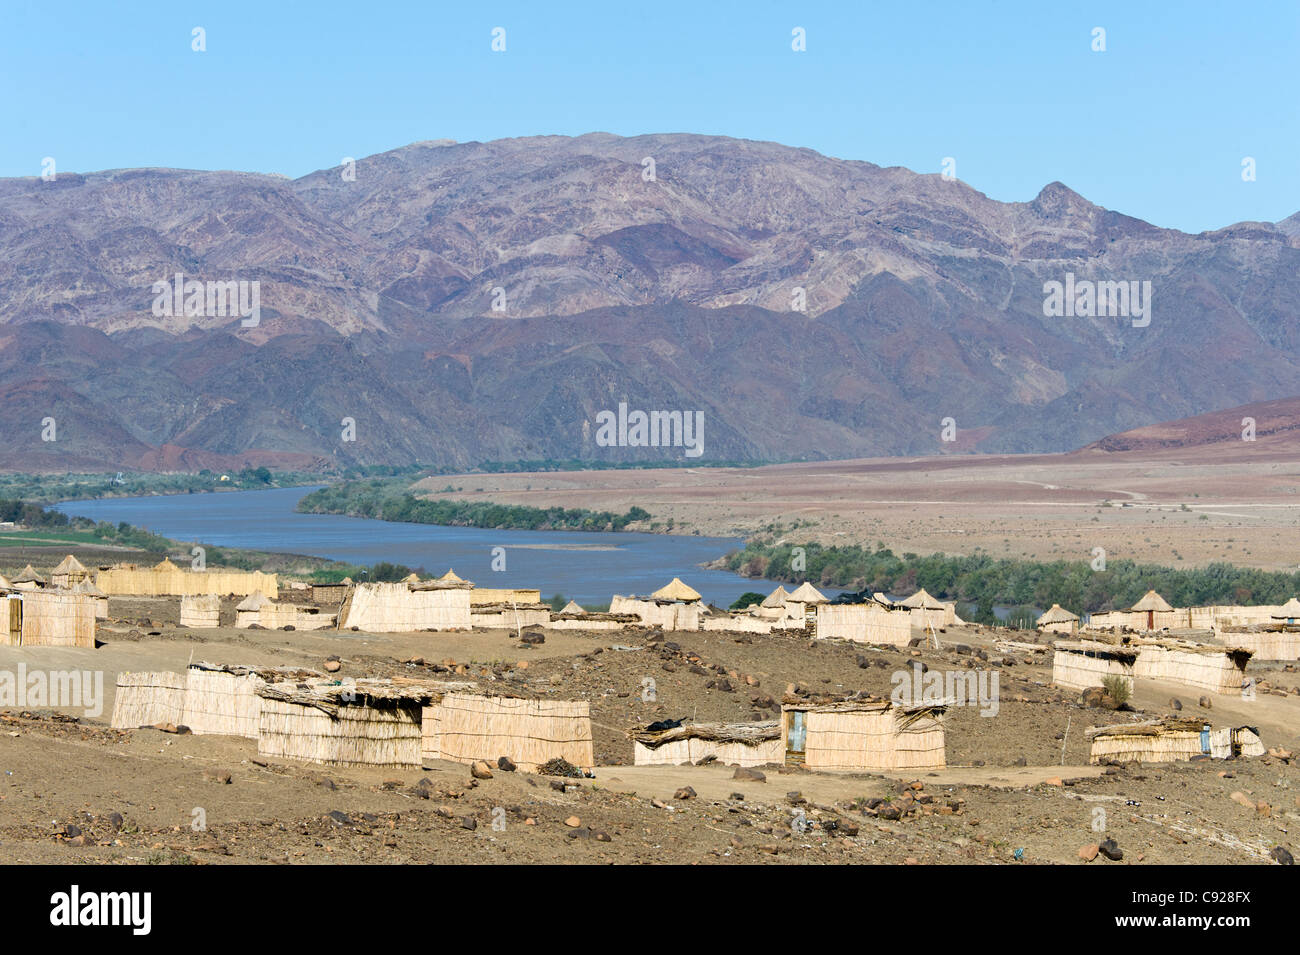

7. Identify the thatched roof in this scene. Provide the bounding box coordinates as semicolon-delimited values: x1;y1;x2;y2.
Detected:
780;693;951;717
189;660;323;681
1053;639;1140;663
0;573;11;589
1037;603;1079;625
651;577;701;602
761;585;790;608
52;554;87;574
1086;717;1206;740
235;592;270;611
560;600;585;614
72;578;106;597
1271;597;1300;618
787;581;827;604
13;564;44;584
438;569;465;584
257;677;474;715
153;558;180;572
629;720;780;748
898;588;946;609
402;572;421;583
1130;590;1173;613
872;592;894;604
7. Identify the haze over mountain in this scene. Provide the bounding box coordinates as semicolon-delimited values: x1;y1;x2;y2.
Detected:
1;133;1298;471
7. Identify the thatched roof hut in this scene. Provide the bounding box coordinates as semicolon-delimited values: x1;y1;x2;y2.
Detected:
630;720;782;767
559;599;585;614
760;585;790;608
898;588;945;609
1270;597;1300;622
13;564;45;590
651;577;701;602
781;694;947;772
1088;718;1264;764
51;554;89;589
788;581;828;604
1130;590;1173;612
1037;604;1079;634
71;577;109;619
256;679;452;768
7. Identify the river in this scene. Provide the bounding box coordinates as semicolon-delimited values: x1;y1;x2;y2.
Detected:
55;487;773;607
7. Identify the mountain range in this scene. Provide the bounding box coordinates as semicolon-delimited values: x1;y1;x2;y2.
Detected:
1;132;1298;471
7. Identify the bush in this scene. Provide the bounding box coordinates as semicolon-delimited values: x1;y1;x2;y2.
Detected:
1101;675;1131;706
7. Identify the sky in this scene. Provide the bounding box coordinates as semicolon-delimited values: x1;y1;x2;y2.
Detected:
1;0;1296;233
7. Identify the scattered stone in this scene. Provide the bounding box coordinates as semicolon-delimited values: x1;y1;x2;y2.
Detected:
497;756;516;772
674;787;696;800
733;767;766;782
1198;696;1212;709
324;659;341;673
327;810;354;827
470;761;494;780
459;816;477;831
564;816;581;828
1168;697;1182;711
202;769;232;784
1229;791;1255;809
1270;846;1294;866
1078;844;1099;862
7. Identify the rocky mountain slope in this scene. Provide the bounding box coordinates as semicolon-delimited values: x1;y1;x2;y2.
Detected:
1;133;1297;470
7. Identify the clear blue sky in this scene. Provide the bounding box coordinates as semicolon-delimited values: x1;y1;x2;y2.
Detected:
2;0;1295;233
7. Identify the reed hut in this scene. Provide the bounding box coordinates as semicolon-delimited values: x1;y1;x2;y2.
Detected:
1271;598;1300;626
1051;640;1138;691
815;601;913;646
630;720;782;767
71;578;109;619
559;600;585;614
13;564;45;591
2;590;97;647
1131;590;1175;631
51;554;90;589
425;692;594;772
1036;604;1080;635
341;579;472;632
1132;639;1252;694
180;594;221;629
609;595;701;631
181;663;323;739
256;680;443;768
0;573;12;591
899;588;951;629
1214;624;1300;662
781;695;947;772
235;593;335;630
1088;719;1265;764
470;603;552;630
111;671;187;728
95;560;277;597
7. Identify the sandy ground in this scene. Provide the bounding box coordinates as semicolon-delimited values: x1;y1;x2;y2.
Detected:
1;595;1296;864
415;445;1300;569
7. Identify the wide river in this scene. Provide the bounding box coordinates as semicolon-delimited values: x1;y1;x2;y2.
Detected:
55;487;775;607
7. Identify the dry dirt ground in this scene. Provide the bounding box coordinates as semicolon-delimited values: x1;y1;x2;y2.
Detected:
414;442;1300;570
1;596;1296;865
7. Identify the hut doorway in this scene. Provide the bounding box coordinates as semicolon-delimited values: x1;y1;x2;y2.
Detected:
786;710;807;766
